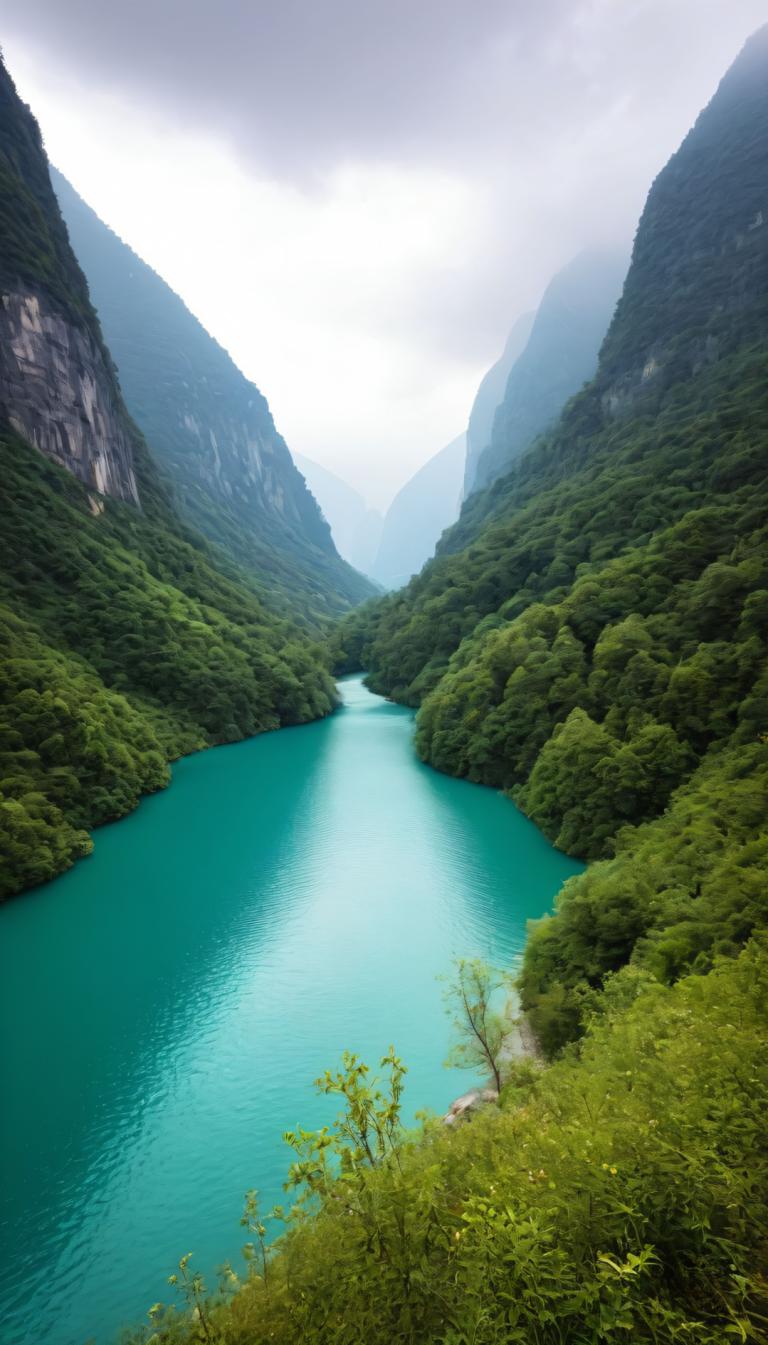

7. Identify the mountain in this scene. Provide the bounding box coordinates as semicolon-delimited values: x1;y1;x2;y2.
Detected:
0;58;342;899
466;250;627;497
51;168;375;622
333;24;768;1031
293;452;383;576
463;311;534;498
371;434;466;589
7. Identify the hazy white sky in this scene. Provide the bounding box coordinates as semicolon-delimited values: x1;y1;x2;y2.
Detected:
3;1;766;508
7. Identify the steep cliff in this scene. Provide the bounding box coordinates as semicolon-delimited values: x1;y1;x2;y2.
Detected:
463;311;534;497
51;169;375;617
469;250;626;495
371;435;466;589
0;61;139;504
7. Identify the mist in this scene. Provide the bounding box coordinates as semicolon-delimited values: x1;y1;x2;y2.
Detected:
3;0;766;506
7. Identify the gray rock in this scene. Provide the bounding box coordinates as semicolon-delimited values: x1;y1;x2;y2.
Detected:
0;288;138;504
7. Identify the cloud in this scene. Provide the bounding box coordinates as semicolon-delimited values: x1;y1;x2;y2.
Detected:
2;0;766;505
4;0;763;180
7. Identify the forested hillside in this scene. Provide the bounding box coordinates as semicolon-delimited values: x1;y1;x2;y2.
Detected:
0;60;340;900
333;24;768;1050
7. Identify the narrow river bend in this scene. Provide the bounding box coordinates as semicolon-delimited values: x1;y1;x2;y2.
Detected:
0;676;582;1345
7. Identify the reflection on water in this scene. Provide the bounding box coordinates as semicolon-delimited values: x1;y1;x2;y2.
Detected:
0;676;581;1344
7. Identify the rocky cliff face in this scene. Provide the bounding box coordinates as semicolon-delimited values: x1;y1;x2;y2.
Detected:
170;398;320;537
0;288;138;503
0;59;140;505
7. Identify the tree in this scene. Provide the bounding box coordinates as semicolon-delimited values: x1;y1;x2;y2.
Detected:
442;958;510;1094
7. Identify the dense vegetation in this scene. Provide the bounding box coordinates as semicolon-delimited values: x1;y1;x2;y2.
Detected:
0;428;337;898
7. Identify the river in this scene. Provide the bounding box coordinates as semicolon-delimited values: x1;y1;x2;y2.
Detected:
0;676;581;1344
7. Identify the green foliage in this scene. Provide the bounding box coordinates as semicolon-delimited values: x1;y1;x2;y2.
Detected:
0;427;338;899
0;605;170;899
519;739;768;1053
284;1046;408;1201
128;941;768;1345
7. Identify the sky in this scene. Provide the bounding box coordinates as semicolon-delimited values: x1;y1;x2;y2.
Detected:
2;1;766;509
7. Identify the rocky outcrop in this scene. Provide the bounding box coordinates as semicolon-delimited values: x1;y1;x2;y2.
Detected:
0;57;141;506
443;1087;499;1125
0;289;139;503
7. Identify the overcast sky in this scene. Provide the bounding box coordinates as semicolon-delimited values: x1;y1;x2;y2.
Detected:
3;1;766;508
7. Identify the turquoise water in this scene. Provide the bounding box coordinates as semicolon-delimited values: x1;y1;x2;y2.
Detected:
0;676;581;1345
